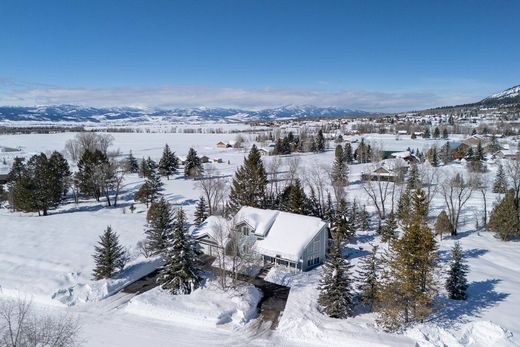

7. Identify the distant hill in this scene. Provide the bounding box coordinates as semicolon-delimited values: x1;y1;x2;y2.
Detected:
478;85;520;107
0;104;372;124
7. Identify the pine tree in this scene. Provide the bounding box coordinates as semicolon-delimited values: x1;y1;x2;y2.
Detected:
397;188;411;224
492;163;508;194
158;144;178;179
184;148;203;178
380;211;398;242
406;164;421;190
412;189;429;223
287;179;309;215
423;128;431;139
228;145;268;212
317;233;354;318
434;210;452;240
433;127;440;139
411;132;416;140
344;142;353;164
92;226;127;280
359;205;370;230
331;199;354;240
377;217;438;331
476;140;485;161
138;158;149;178
442;128;449;139
431;146;439;167
126;151;139;173
445;241;469;300
487;189;520;241
194;196;209;226
357;244;381;311
158;208;201;295
331;150;349;188
315;129;326;153
145;198;174;256
76;149;109;201
324;192;335;225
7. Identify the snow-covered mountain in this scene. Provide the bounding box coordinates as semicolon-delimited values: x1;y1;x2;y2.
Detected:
480;85;520;106
0;104;371;123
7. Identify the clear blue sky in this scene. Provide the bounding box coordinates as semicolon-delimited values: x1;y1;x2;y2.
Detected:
0;0;519;111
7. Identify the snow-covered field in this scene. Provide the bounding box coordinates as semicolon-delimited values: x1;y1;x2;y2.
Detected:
1;131;520;346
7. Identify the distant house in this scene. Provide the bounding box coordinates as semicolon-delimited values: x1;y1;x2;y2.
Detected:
201;155;210;164
216;141;227;149
213;158;223;163
192;207;329;271
361;159;407;182
391;151;420;164
397;130;408;135
257;148;270;156
452;143;471;160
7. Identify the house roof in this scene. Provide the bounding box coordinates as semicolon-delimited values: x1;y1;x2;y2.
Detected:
235;206;279;237
254;210;326;262
191;216;230;242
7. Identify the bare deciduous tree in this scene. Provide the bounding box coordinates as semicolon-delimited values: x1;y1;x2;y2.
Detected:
504;156;520;206
65;132;114;162
305;164;331;215
196;166;228;215
440;173;474;235
362;165;392;221
0;298;81;347
285;157;301;185
266;156;283;196
419;163;440;205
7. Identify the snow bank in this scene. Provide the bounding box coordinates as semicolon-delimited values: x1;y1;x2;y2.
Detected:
125;279;261;328
52;256;162;306
406;321;516;347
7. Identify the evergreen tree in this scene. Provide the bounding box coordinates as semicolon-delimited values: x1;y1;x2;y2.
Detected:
317;233;354;318
145;198;174;256
433;127;440;139
331;149;349;188
135;168;164;207
92;226;127;280
331;199;354;240
315;129;326;153
76;149;109;201
158;144;179;179
487;189;520;241
359;205;370;230
194;196;209;226
445;241;469;300
355;138;370;163
397;188;411;225
378;216;438;330
335;144;344;160
138;158;149;178
357;244;381;311
184;148;203;178
287;179;309;215
343;142;353;163
158;208;201;295
440;141;452;164
476;140;485;161
434;210;452;240
412;189;429;223
324;192;335;224
442;128;449;139
431;146;439;167
126;151;139;174
406;164;421;190
9;152;70;215
380;211;398;242
423;128;431;139
228;145;268;212
492;163;508;194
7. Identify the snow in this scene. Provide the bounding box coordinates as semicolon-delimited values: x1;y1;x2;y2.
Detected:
255;211;326;262
1;130;520;346
125;277;262;328
190;215;229;240
235;206;279;237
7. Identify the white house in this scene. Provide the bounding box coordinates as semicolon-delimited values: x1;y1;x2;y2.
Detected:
234;207;328;271
191;207;329;271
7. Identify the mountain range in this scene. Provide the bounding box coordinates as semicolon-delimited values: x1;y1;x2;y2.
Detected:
0;105;371;124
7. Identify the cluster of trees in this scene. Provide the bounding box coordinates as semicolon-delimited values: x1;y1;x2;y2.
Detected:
93;198;201;294
6;152;70;215
271;129;326;155
318;189;470;331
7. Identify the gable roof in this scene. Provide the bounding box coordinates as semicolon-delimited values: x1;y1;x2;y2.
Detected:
235;206;279;237
254;211;326;262
191;215;230;242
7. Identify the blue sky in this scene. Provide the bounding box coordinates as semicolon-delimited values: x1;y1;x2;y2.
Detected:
0;0;519;111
